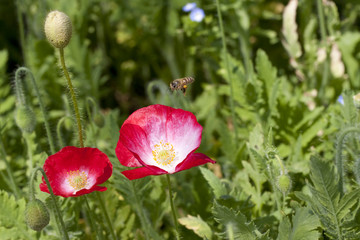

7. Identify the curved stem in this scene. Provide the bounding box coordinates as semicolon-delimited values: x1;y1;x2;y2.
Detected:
0;134;21;199
95;192;118;240
335;127;360;195
15;67;56;154
215;0;238;141
58;48;84;148
166;175;180;240
29;167;69;240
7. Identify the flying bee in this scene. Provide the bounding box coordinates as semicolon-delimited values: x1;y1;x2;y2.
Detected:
170;77;195;95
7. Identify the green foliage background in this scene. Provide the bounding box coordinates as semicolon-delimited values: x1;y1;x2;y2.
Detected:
0;0;360;239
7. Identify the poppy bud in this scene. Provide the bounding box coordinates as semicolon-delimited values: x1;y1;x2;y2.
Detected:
44;11;72;48
277;174;292;194
25;199;50;231
15;105;36;133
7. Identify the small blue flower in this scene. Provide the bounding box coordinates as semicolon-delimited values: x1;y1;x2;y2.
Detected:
337;95;344;105
189;8;205;22
182;3;197;12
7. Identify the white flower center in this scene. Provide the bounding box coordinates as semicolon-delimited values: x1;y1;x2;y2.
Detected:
152;141;176;166
66;170;88;192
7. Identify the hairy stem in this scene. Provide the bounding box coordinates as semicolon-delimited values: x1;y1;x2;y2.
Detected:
335;127;360;195
59;48;84;148
166;175;180;240
15;67;56;154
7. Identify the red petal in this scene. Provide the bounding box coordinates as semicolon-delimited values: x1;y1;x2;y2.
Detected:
165;108;202;162
40;146;112;197
121;166;168;180
175;153;215;172
115;138;142;167
120;123;153;166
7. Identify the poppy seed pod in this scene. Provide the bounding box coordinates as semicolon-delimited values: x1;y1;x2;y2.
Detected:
44;11;72;48
25;199;50;231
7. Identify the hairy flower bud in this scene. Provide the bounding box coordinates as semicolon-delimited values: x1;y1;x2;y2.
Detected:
277;174;292;194
15;105;36;133
25;199;50;231
44;11;72;48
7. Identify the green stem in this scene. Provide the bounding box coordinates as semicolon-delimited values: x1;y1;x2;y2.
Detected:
316;0;327;41
316;0;329;100
215;0;238;141
0;134;21;199
95;192;118;240
30;167;69;240
83;195;102;240
24;133;33;176
335;127;360;195
166;175;180;240
130;181;150;240
59;48;84;148
15;67;56;154
266;162;282;211
15;0;27;66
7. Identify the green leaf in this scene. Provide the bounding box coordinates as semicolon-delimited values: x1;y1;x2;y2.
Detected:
200;167;227;198
255;49;277;103
301;156;360;239
178;215;212;239
0;191;32;239
277;207;320;240
212;201;270;240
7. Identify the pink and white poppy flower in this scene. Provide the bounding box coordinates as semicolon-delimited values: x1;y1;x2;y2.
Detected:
116;104;215;180
40;146;113;197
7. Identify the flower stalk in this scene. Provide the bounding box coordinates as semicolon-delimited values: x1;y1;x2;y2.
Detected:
58;48;84;148
166;175;180;240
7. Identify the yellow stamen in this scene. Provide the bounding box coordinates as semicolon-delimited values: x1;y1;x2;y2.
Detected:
66;170;88;191
152;140;176;166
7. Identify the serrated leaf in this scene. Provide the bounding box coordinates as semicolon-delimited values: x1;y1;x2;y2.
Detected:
178;215;212;239
277;207;320;240
0;191;32;239
200;167;227;198
302;156;360;239
212;201;256;240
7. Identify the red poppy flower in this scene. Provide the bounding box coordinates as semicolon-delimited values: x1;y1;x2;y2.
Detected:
115;104;215;180
40;146;112;197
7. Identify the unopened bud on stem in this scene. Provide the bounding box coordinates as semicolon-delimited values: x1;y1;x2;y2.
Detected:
25;199;50;231
44;11;72;48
